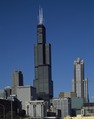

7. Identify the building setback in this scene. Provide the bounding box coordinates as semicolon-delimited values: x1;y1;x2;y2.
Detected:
33;8;53;101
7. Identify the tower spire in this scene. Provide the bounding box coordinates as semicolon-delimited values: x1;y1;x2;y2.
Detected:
39;7;43;24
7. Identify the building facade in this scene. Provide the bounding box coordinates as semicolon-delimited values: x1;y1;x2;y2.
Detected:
12;70;24;95
71;97;84;116
33;8;53;101
17;85;36;110
51;98;71;119
25;100;48;118
59;92;77;98
72;58;88;102
81;102;94;116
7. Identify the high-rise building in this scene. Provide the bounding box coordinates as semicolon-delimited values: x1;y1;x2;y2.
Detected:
33;8;53;101
72;58;89;102
12;70;23;95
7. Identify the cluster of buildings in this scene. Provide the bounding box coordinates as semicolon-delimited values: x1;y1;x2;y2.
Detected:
0;8;94;119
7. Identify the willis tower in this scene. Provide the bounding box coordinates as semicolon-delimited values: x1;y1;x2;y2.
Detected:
33;8;53;101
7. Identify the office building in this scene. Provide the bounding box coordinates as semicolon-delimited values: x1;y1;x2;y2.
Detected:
33;8;53;101
72;58;89;102
12;70;23;95
71;97;84;116
51;98;71;119
17;85;36;110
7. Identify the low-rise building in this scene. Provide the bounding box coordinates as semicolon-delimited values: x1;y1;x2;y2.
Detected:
50;98;71;119
71;97;84;116
81;102;94;116
25;100;48;118
17;85;36;110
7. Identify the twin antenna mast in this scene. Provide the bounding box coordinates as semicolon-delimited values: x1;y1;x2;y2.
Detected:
39;7;44;24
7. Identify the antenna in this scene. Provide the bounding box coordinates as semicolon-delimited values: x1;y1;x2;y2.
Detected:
39;7;43;24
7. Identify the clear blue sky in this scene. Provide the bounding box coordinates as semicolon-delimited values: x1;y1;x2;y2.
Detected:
0;0;94;101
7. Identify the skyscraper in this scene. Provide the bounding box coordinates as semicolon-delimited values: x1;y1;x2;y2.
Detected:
33;8;53;101
72;58;89;102
12;70;23;95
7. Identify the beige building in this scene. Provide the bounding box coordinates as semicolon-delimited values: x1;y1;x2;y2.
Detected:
59;92;77;98
64;115;94;119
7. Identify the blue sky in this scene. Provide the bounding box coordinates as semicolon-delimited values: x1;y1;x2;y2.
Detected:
0;0;94;101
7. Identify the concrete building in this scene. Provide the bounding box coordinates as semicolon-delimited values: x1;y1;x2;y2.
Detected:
17;85;36;110
33;8;53;101
25;100;61;119
59;92;77;98
12;70;24;95
25;100;48;118
51;98;71;119
72;58;89;102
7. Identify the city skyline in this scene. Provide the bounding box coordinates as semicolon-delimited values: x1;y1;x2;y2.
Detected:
0;0;94;101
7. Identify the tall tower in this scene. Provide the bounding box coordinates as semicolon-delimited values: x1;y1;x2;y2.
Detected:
12;70;24;95
33;8;53;101
72;58;89;102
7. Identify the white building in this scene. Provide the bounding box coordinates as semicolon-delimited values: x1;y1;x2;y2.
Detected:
25;100;48;118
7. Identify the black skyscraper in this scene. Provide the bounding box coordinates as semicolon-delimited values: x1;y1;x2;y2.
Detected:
33;8;53;101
